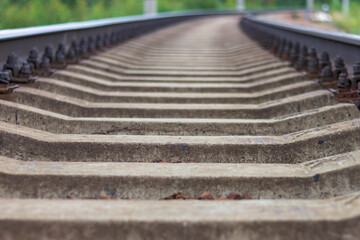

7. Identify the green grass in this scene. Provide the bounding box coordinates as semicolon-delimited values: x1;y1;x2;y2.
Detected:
1;0;359;34
0;0;144;29
0;0;302;30
314;0;360;34
0;0;236;30
331;4;360;34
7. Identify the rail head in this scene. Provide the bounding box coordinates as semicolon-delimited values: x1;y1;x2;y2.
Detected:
0;9;248;71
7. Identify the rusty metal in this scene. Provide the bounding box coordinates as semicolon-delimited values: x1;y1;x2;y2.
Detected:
320;66;335;88
27;48;40;71
0;72;19;94
3;53;37;83
295;46;308;72
43;45;55;65
337;72;357;101
240;15;360;105
319;51;331;69
290;42;299;66
241;15;360;105
350;63;360;89
307;48;320;79
333;56;347;81
282;41;292;61
276;39;286;58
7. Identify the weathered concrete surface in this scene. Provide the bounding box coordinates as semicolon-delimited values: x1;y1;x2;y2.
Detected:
31;79;319;104
89;55;279;72
57;65;298;83
52;70;303;92
4;89;336;118
88;48;277;66
1;151;360;199
0;101;358;135
0;195;359;240
101;51;277;69
0;119;359;163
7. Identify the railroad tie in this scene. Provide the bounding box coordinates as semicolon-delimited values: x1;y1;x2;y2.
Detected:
0;16;360;239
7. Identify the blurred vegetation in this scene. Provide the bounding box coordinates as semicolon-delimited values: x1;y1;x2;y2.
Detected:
325;0;360;34
245;0;305;10
0;0;143;29
0;0;305;30
0;0;359;34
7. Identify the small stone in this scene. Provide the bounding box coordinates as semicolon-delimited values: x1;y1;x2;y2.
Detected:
99;194;108;200
314;174;320;182
242;192;251;199
226;192;242;200
200;192;214;200
163;191;182;200
217;197;227;201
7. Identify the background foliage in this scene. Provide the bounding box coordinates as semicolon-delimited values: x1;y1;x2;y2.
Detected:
0;0;358;34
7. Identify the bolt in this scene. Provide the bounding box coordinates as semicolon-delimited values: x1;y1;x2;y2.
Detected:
6;53;18;65
110;32;117;45
353;63;360;75
27;48;40;70
295;46;309;71
301;46;308;57
56;44;66;65
354;99;360;109
103;33;109;47
19;62;31;77
334;56;348;81
71;41;79;55
79;39;87;56
277;39;286;57
337;73;350;89
0;72;10;84
290;42;300;66
351;63;360;90
309;48;317;59
88;36;96;53
40;56;50;71
56;52;65;64
296;55;308;72
320;52;331;69
96;35;103;50
3;53;20;77
308;58;319;78
321;66;334;83
57;43;66;56
282;41;292;61
43;45;54;63
66;47;77;63
335;56;345;68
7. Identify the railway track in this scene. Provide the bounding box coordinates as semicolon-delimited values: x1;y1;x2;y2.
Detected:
0;11;360;240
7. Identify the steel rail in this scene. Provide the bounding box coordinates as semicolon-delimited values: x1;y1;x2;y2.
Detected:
241;14;360;102
242;15;360;71
0;10;246;68
0;9;299;68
